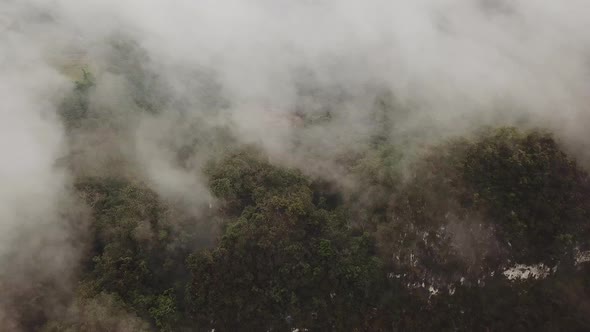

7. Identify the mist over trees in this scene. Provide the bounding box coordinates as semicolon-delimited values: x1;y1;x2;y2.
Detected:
33;63;590;331
3;1;590;331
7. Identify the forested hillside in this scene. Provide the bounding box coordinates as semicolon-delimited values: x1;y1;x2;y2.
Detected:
23;64;587;331
3;1;590;331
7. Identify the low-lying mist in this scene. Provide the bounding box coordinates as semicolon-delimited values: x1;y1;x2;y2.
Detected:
2;0;590;330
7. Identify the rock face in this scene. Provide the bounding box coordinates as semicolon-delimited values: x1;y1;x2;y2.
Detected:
503;264;552;281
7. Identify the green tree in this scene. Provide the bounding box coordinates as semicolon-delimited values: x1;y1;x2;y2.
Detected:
75;178;186;331
188;148;383;331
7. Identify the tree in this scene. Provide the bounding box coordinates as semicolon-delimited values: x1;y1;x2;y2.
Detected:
75;178;185;331
188;148;384;331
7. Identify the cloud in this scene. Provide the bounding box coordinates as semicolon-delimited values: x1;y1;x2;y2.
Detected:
1;0;590;328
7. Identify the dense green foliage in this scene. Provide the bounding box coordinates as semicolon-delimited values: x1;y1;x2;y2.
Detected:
36;70;590;331
187;149;383;330
462;128;590;263
75;178;184;331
